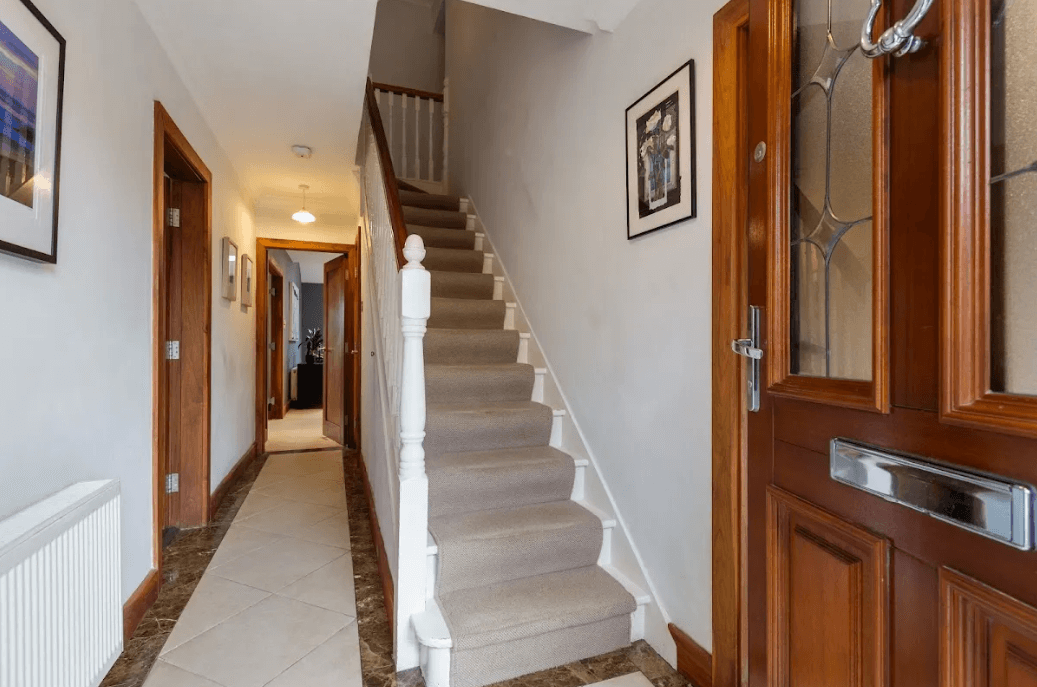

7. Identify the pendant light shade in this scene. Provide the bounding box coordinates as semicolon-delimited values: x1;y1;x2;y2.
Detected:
293;184;316;224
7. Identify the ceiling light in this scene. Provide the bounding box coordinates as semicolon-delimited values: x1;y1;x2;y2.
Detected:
291;145;313;159
292;184;316;224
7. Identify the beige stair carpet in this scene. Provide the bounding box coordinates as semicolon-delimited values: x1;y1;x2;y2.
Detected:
402;188;636;687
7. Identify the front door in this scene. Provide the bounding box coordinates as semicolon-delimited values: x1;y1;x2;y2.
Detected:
742;0;1037;685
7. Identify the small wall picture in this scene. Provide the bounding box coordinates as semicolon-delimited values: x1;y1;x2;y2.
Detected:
221;237;238;301
240;254;253;307
626;59;696;239
289;283;300;342
0;0;66;262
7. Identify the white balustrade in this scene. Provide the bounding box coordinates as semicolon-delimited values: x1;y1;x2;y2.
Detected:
358;100;431;671
374;81;449;187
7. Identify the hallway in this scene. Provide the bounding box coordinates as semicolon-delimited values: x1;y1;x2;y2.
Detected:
265;409;341;453
145;449;358;686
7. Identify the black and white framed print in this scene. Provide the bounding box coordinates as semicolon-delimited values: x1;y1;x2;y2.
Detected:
625;60;695;240
241;254;253;307
0;0;65;263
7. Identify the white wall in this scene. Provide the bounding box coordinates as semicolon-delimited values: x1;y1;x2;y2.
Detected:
446;0;720;652
257;218;359;246
368;0;445;92
0;0;255;603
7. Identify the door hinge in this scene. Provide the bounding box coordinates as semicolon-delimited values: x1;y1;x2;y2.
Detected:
165;473;180;494
167;208;181;228
268;396;275;407
268;341;276;351
731;305;763;413
269;286;277;296
166;341;180;360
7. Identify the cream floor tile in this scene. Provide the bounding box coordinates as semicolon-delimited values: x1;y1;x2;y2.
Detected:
234;499;344;537
254;476;345;504
207;525;285;569
294;512;351;548
586;673;654;687
162;595;350;687
233;491;285;519
261;457;335;478
265;410;341;453
143;659;224;687
276;554;356;616
161;575;271;655
249;469;293;489
210;537;345;592
264;621;362;687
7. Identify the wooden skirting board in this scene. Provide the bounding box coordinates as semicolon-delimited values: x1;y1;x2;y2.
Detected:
668;623;712;687
209;442;258;520
123;568;160;643
358;452;395;639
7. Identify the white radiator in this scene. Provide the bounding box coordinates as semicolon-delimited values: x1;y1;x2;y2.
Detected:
0;480;122;687
290;365;299;401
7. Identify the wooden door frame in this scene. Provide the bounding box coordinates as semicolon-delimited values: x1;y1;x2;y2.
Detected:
255;238;359;453
152;101;213;575
711;1;750;686
268;259;285;420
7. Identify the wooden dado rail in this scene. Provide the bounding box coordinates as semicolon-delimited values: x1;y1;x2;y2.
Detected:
364;78;409;269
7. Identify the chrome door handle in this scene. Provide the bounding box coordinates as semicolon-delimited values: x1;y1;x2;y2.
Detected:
731;306;763;413
731;339;763;359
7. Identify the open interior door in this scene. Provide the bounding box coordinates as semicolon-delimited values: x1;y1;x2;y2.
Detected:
323;254;351;445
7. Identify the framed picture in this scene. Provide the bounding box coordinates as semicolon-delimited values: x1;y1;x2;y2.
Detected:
0;0;65;263
289;283;300;342
625;59;696;240
240;254;253;307
221;237;237;301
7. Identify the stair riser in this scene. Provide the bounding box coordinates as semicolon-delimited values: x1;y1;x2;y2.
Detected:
425;408;552;455
425;368;534;404
427;457;575;519
449;616;631;687
399;191;460;212
423;249;484;274
430;274;495;300
435;519;602;595
404;207;468;229
409;227;476;250
424;332;520;365
428;301;506;330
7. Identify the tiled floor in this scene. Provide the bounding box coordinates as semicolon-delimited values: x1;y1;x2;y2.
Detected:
103;447;692;687
146;449;358;687
266;408;341;453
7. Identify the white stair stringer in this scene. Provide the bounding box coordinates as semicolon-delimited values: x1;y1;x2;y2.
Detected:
412;196;671;686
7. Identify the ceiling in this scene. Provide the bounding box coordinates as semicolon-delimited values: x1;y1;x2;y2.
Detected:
287;251;344;283
457;0;646;33
134;0;380;223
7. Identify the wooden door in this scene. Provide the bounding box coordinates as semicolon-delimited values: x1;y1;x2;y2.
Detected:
163;176;182;531
268;266;284;421
738;0;1037;685
323;255;348;445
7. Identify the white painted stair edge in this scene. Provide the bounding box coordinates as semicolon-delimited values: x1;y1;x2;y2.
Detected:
412;197;670;687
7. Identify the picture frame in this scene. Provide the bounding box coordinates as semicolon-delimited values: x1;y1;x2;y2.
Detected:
289;283;300;342
240;254;253;307
625;59;696;240
221;237;238;301
0;0;66;263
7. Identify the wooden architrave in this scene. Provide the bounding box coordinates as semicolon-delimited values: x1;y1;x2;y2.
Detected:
762;0;891;415
152;101;213;576
940;0;1037;439
255;238;359;453
711;0;750;685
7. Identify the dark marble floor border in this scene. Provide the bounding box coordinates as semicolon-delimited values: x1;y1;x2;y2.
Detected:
100;451;273;687
341;452;693;687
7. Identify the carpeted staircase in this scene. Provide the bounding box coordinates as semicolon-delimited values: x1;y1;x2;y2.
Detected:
399;188;638;687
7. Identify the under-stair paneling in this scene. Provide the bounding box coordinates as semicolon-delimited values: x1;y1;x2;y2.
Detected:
942;568;1037;687
767;487;889;687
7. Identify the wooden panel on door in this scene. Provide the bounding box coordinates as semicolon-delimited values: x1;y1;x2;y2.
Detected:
767;486;889;687
942;567;1037;687
323;255;347;445
164;177;182;530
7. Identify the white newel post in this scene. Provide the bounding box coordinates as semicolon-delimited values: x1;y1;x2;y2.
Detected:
396;234;431;670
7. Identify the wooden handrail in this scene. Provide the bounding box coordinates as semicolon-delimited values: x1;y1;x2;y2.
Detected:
372;81;444;102
365;78;409;269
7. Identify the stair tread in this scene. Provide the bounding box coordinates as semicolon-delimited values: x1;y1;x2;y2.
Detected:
399;189;461;211
432;500;598;543
404;206;467;228
428;400;548;413
424;328;520;365
427;445;571;473
438;566;637;651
